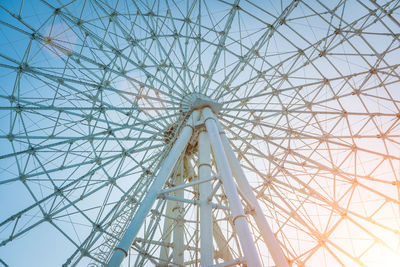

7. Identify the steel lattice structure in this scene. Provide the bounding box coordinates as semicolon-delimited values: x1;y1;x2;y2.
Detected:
1;0;400;266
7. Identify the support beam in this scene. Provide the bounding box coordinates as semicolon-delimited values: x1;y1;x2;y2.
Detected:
108;111;199;267
159;175;217;195
212;216;234;262
198;131;213;266
218;121;290;267
172;166;184;266
210;257;245;267
159;194;229;210
203;107;262;267
159;199;173;266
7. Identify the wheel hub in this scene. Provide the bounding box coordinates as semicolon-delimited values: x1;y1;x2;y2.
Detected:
180;93;222;113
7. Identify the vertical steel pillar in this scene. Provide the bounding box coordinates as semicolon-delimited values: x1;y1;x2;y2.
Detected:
217;121;289;267
203;107;262;267
173;163;184;265
108;111;199;267
159;199;173;266
198;131;213;266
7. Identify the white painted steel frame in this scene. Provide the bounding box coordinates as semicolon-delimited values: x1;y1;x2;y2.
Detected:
108;111;199;267
217;121;289;267
2;1;400;267
203;107;263;267
108;107;289;267
172;165;184;266
198;131;213;266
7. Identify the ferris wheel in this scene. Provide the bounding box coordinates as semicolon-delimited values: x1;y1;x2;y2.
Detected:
1;0;400;266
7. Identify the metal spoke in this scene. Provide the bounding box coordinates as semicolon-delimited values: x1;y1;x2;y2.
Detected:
1;1;400;267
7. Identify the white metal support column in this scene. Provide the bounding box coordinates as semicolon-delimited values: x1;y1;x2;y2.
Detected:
202;107;262;267
108;111;199;267
159;199;173;266
198;130;213;266
173;163;184;265
217;121;290;267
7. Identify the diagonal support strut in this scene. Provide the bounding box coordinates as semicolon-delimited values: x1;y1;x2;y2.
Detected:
203;107;263;267
107;111;200;267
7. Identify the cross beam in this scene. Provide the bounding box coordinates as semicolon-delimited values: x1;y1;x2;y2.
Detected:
107;107;289;267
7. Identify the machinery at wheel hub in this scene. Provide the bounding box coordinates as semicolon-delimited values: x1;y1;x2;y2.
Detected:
179;93;222;114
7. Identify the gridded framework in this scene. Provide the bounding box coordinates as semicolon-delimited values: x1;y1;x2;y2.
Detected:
0;0;400;266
